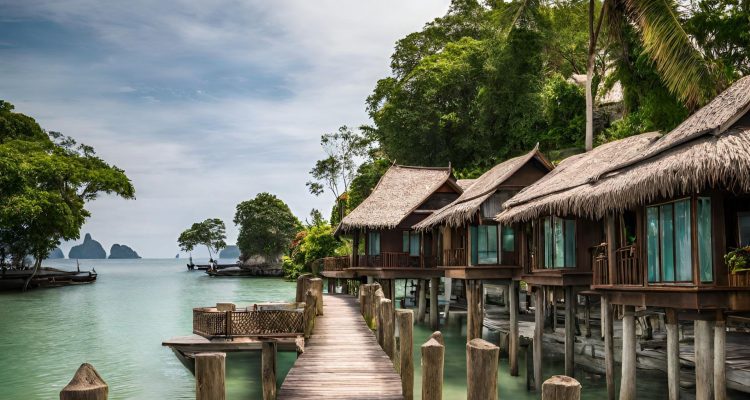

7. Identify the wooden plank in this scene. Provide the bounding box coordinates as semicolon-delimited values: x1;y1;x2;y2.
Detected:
278;294;403;399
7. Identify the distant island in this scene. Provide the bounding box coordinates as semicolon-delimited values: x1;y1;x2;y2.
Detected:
68;233;107;259
219;245;240;259
109;244;141;259
47;248;65;259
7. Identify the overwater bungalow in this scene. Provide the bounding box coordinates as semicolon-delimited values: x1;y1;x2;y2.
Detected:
326;164;463;327
497;76;750;399
412;146;552;370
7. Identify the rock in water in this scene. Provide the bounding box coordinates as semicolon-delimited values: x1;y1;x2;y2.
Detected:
68;234;107;259
47;248;65;259
219;245;240;259
109;244;141;259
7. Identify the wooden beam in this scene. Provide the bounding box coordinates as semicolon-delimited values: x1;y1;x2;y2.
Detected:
665;308;680;400
603;297;615;400
430;277;439;330
564;287;576;377
620;306;636;400
534;287;544;392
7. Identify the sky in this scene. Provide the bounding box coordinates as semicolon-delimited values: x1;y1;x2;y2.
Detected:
0;0;452;258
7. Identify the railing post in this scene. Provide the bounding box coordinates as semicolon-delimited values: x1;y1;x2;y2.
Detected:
195;352;225;400
309;278;324;316
304;290;316;338
262;341;277;400
397;309;414;400
542;375;581;400
225;311;233;338
380;298;395;361
466;338;499;400
60;363;108;400
421;336;444;400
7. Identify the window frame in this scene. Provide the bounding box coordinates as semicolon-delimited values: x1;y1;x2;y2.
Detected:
540;216;576;269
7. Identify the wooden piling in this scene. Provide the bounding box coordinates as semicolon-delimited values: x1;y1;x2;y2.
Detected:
295;273;312;303
534;287;544;392
542;375;581;400
509;280;519;376
525;342;534;391
417;280;427;323
602;297;615;400
397;309;414;400
714;316;726;400
421;337;444;400
620;305;636;400
429;331;445;346
262;341;277;400
304;290;316;339
429;277;439;330
564;287;576;377
466;338;499;400
195;352;225;400
583;296;591;338
466;279;483;341
694;319;715;400
60;363;108;400
665;308;679;400
309;278;324;316
380;298;395;360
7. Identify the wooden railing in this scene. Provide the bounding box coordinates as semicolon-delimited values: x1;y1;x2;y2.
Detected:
729;270;750;287
442;248;467;266
322;256;350;271
193;303;305;338
592;244;642;286
358;253;419;268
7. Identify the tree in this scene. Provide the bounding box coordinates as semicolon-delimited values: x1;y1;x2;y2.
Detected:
234;193;300;261
177;218;227;261
0;100;135;289
306;125;370;200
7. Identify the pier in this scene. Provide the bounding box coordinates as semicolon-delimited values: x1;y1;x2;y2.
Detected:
278;293;403;399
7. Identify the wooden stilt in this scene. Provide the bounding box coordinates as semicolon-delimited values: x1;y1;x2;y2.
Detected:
262;341;277;400
534;287;544;392
429;277;439;330
542;375;581;400
714;316;726;400
389;279;397;303
466;338;499;400
564;287;576;377
526;342;534;391
421;337;444;400
466;279;482;341
694;320;715;400
194;352;225;400
509;280;519;376
380;298;395;361
396;309;414;400
417;280;427;323
603;296;615;400
583;295;591;338
551;288;558;333
620;305;636;400
665;308;680;400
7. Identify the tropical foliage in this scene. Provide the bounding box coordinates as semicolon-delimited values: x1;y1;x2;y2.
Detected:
177;218;227;261
234;192;301;261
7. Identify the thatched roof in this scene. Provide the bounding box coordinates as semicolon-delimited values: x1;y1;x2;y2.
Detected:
415;147;552;230
338;165;459;232
457;179;476;190
498;76;750;223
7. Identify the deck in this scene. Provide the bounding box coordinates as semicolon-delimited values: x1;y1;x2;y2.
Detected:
278;294;403;400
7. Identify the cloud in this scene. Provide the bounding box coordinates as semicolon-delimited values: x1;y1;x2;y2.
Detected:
0;0;451;257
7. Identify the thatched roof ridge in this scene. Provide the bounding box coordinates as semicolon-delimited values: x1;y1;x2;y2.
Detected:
497;124;750;222
415;147;552;230
457;179;476;190
338;164;458;231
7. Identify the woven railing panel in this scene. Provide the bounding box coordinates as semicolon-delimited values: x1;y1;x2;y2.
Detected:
193;308;304;337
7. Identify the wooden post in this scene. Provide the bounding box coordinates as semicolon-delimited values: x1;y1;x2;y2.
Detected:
359;283;366;316
60;363;108;400
375;287;385;345
665;308;679;400
526;342;534;391
602;297;615;400
309;278;324;316
714;316;726;400
327;278;335;294
380;298;396;360
534;287;544;392
295;273;312;303
542;375;581;400
509;280;519;376
466;338;499;400
429;331;445;346
583;296;591;338
429;277;440;330
397;309;414;400
564;287;576;377
694;319;715;400
417;280;427;323
389;279;397;302
304;290;316;338
421;337;444;400
262;341;277;400
620;305;636;400
606;214;617;284
466;279;483;341
195;352;225;400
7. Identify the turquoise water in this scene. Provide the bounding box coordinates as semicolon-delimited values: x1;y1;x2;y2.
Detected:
0;259;734;399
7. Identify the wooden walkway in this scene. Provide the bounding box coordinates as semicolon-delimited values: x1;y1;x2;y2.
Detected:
278;294;403;400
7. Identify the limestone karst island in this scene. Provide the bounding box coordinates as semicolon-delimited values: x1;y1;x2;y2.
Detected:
1;1;749;400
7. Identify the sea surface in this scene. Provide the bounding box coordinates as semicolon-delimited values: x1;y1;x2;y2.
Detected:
0;258;729;399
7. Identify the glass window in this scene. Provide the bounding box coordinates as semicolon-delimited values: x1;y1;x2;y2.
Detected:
646;198;695;283
697;198;713;282
739;212;750;247
402;231;409;253
410;232;420;256
368;232;380;256
501;226;515;252
472;225;498;265
541;217;575;268
470;226;478;265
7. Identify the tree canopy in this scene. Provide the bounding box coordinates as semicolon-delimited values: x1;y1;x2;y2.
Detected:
177;218;227;261
234;193;301;260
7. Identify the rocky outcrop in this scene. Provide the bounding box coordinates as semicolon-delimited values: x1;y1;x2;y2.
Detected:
47;248;65;259
109;244;141;259
219;245;240;259
68;234;106;259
